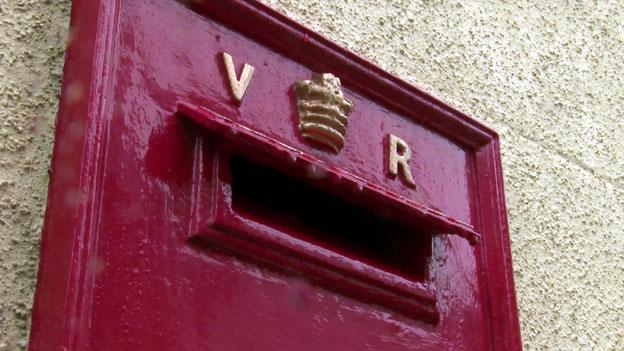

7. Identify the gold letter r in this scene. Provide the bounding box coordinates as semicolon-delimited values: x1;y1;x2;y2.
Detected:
388;134;416;187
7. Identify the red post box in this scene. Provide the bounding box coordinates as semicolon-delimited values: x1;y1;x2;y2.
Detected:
30;0;521;350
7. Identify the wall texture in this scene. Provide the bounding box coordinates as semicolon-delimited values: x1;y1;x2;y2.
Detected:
0;0;622;350
0;0;71;349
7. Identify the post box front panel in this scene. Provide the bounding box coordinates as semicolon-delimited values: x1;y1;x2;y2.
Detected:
29;0;521;350
111;0;474;223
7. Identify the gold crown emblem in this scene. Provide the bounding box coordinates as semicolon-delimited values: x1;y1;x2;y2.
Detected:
294;73;353;153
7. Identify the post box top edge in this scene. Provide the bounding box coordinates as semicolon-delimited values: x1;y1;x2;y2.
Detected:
192;0;499;150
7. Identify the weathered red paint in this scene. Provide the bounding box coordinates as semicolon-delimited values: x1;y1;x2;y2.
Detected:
30;0;522;350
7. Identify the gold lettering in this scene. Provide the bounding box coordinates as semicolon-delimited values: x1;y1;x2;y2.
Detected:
387;134;415;187
222;52;254;102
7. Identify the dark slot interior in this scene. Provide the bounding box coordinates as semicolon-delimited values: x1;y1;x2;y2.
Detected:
229;156;432;282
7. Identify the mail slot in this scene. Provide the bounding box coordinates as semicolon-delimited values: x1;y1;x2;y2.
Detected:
29;0;521;350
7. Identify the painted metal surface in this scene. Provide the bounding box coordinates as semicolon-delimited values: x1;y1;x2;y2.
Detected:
29;0;521;350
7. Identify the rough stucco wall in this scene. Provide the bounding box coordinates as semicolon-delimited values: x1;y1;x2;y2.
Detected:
0;0;71;349
0;0;622;350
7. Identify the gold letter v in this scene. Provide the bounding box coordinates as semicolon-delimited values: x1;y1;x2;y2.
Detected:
222;52;255;103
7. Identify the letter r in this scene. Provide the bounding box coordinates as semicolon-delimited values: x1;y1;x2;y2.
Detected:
388;134;416;187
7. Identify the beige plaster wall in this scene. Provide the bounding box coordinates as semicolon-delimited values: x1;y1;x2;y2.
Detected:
0;0;71;349
0;0;622;350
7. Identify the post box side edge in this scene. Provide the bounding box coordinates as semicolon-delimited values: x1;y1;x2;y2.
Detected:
474;138;523;351
28;0;121;350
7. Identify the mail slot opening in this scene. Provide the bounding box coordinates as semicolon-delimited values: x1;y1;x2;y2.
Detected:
229;156;432;282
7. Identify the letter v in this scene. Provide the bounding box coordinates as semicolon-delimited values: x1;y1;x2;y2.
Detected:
222;52;255;103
